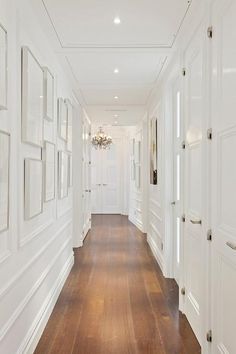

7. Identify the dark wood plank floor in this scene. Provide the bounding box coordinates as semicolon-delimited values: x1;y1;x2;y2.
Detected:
34;215;201;354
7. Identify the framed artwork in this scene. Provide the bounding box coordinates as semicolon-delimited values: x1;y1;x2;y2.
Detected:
21;46;44;147
150;117;158;185
68;154;73;187
0;131;10;232
43;141;55;202
58;151;68;199
24;159;43;220
43;67;54;122
58;98;68;141
66;99;72;152
0;24;7;110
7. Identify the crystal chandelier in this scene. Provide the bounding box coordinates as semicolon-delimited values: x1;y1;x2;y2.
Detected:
91;127;112;150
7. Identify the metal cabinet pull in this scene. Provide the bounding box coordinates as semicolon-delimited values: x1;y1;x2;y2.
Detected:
190;219;202;225
226;242;236;250
96;184;101;186
103;184;108;186
171;201;176;206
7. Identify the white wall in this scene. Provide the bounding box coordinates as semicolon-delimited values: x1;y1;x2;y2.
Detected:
72;100;84;247
128;119;148;232
0;0;78;352
145;101;167;273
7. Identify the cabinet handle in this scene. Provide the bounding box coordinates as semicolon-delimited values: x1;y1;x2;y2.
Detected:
103;184;108;186
190;219;202;225
226;242;236;251
171;201;176;206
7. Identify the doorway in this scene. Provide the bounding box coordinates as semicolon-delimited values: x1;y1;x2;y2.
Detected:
91;137;122;214
172;78;182;285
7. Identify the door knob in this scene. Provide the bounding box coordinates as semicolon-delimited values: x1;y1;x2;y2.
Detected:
190;219;202;225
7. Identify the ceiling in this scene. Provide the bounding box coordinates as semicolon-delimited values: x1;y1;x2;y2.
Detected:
32;0;192;125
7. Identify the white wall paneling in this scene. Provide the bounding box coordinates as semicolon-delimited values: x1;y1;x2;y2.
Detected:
0;0;75;352
128;119;148;233
72;98;84;248
146;102;165;271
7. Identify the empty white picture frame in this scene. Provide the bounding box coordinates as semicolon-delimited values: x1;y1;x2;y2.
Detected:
68;154;73;187
0;131;10;232
43;141;55;202
58;98;68;141
58;151;68;199
66;99;72;152
43;67;54;121
24;159;43;220
21;46;44;147
0;24;7;110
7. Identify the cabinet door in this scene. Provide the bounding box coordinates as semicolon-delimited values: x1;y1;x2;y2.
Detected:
211;1;236;352
183;21;206;344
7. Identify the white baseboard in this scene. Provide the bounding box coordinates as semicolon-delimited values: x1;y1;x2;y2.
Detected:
128;215;144;232
147;234;164;274
18;253;74;354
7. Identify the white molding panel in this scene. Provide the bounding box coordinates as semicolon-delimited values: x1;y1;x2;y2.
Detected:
0;1;74;353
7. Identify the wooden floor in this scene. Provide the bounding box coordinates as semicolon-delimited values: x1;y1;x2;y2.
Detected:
35;215;201;354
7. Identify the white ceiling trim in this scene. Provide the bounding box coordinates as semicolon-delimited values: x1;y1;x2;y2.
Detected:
41;0;192;49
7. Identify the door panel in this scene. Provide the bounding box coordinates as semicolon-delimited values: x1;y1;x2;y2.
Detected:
91;137;121;214
211;1;236;352
91;148;102;213
102;139;121;214
183;22;205;344
172;79;182;284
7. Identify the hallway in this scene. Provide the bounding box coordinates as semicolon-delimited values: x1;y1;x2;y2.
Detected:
35;215;200;354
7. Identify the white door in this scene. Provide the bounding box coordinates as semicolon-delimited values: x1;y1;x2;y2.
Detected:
183;22;206;344
91;147;102;213
172;79;182;284
82;116;91;237
91;138;121;214
211;1;236;352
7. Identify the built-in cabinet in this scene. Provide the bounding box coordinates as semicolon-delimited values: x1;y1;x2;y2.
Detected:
210;1;236;352
145;0;236;352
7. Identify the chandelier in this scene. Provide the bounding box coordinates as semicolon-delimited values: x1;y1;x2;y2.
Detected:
91;127;112;150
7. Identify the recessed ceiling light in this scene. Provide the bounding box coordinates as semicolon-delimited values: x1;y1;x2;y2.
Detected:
114;96;119;100
114;68;119;74
113;17;121;25
114;121;118;124
114;114;119;118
